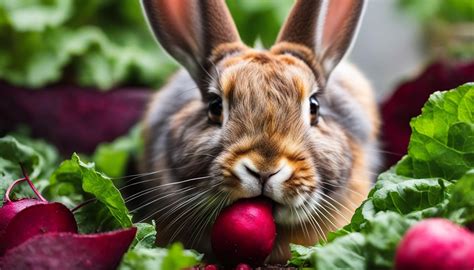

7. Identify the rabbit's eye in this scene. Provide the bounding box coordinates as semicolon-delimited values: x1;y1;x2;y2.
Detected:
309;94;320;125
208;95;223;123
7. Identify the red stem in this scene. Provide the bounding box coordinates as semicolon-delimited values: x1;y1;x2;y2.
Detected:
20;163;47;202
4;178;27;203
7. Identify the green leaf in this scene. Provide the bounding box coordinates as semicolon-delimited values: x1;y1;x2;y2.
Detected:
131;222;157;249
363;212;416;269
0;0;176;89
288;244;318;267
0;135;58;206
446;169;474;224
48;153;132;232
0;0;73;32
119;243;201;270
312;233;366;270
402;83;474;180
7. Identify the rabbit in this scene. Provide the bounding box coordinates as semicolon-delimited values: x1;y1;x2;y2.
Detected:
136;0;380;264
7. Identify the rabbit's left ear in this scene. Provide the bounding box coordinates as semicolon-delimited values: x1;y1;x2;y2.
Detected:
275;0;366;77
141;0;242;85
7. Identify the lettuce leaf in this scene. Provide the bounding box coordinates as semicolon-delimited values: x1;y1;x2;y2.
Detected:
397;83;474;180
290;83;474;269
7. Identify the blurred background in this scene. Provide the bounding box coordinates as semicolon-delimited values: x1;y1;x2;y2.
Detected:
0;0;473;171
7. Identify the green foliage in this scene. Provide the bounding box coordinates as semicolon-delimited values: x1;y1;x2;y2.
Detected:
226;0;293;48
397;83;474;180
119;243;201;270
48;153;133;232
0;0;294;90
289;83;474;269
0;135;58;205
0;130;202;268
0;0;176;90
399;0;474;23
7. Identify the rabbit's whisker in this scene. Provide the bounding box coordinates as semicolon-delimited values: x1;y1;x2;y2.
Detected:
129;185;198;214
316;191;353;224
121;175;212;198
155;183;221;226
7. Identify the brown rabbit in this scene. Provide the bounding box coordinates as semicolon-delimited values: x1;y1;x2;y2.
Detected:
137;0;380;264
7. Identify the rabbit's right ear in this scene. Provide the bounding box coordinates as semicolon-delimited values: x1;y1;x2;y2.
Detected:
141;0;242;84
274;0;366;79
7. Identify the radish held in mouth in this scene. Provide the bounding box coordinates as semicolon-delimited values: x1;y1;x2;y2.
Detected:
0;168;78;255
211;197;276;266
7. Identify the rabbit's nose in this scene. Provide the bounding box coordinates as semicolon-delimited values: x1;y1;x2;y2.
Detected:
244;166;281;185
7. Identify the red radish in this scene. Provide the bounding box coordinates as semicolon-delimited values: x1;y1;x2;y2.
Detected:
0;202;78;255
235;263;252;270
0;227;137;270
204;264;219;270
211;197;276;266
0;175;48;232
395;218;474;270
0;169;78;255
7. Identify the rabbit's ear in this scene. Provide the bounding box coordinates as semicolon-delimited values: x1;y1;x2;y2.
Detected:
141;0;241;83
275;0;366;76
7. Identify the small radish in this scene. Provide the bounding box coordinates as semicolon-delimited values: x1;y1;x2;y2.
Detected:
204;264;219;270
0;168;78;255
395;218;474;270
0;227;137;270
211;197;276;266
235;263;252;270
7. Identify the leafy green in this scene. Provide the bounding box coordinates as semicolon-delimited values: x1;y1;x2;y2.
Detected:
312;233;366;270
119;243;201;270
290;83;474;269
0;135;58;205
0;0;176;89
446;169;474;225
398;0;474;23
0;0;298;89
131;222;157;249
48;153;132;231
399;84;474;180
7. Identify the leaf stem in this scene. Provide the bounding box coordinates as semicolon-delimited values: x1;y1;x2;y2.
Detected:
4;178;27;203
20;163;47;202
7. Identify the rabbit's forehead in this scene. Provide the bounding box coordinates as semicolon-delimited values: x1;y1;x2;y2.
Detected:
218;51;317;101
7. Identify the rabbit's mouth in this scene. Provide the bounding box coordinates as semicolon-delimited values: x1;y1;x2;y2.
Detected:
271;189;324;226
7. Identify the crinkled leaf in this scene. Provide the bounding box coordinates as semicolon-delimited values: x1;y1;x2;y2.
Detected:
446;169;474;225
363;212;416;269
399;83;474;180
311;233;366;270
